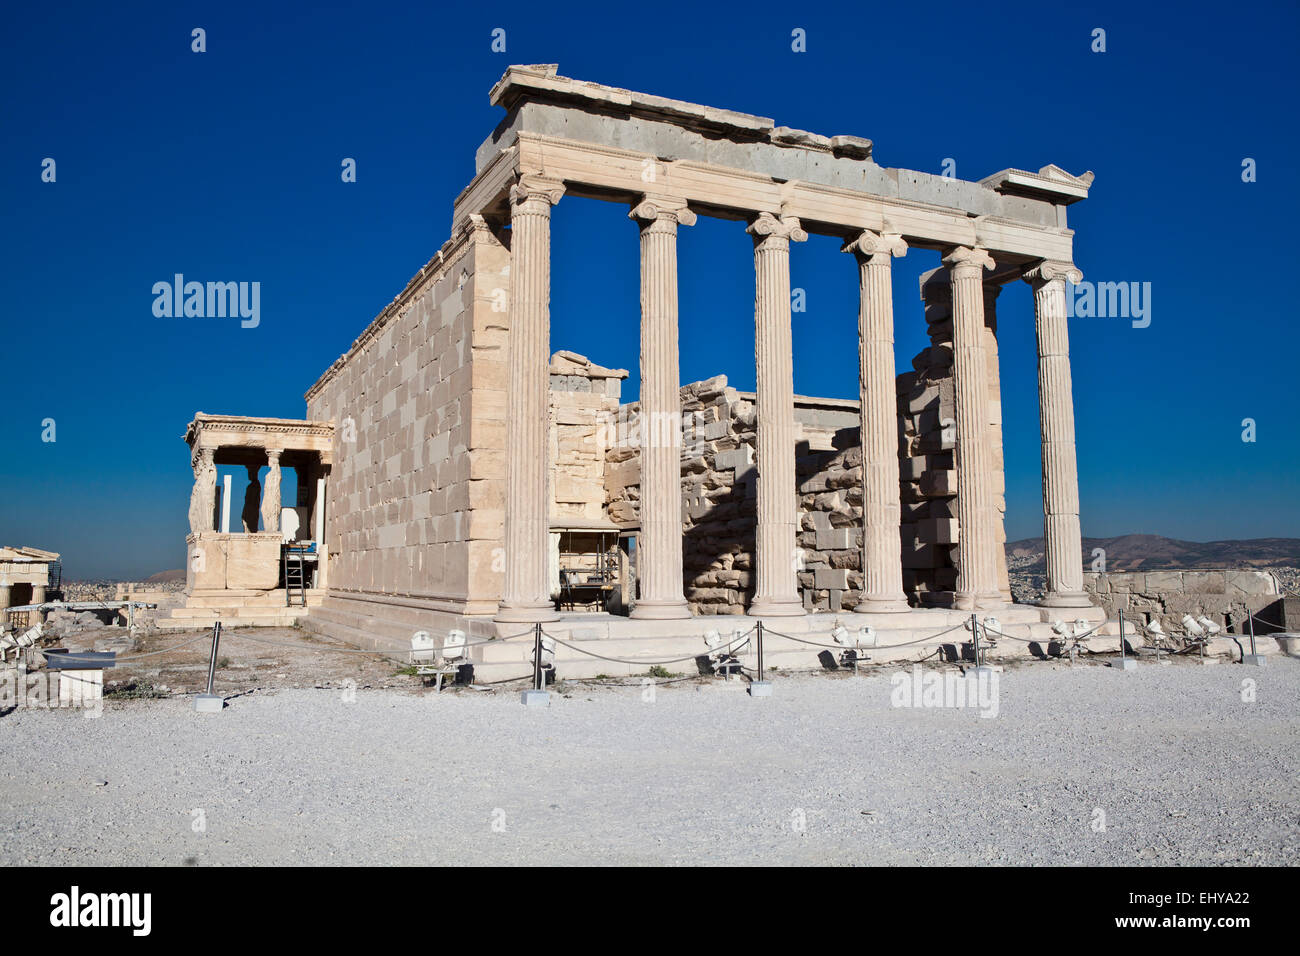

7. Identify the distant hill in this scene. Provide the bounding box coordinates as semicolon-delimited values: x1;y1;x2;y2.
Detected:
145;569;186;583
1006;535;1300;572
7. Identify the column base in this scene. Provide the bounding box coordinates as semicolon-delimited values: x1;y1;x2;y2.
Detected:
953;592;1006;612
493;602;560;624
1038;591;1095;609
854;596;910;614
748;598;806;618
630;599;693;620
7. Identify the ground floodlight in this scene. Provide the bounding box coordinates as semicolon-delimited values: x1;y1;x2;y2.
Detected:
443;629;466;661
1181;614;1205;638
703;629;722;648
830;624;851;646
411;630;435;663
1052;620;1070;638
1146;619;1165;637
1196;615;1221;637
1073;618;1090;637
983;617;1001;636
857;625;877;647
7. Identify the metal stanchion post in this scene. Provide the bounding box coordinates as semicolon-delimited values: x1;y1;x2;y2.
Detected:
1243;613;1267;667
194;620;224;712
749;621;772;697
521;621;550;706
1114;609;1137;670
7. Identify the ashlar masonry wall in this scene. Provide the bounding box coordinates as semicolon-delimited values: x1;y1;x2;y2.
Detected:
305;218;512;617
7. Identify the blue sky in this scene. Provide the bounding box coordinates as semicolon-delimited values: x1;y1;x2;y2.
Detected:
2;0;1297;579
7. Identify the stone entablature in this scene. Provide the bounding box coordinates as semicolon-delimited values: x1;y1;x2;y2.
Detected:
461;64;1089;259
185;414;335;464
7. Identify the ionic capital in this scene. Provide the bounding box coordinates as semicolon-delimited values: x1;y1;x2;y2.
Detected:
942;245;996;278
510;174;565;209
747;211;808;244
1023;260;1083;288
630;195;696;228
842;229;907;262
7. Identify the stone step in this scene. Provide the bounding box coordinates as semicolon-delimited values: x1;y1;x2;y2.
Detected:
182;590;324;609
300;607;415;654
156;608;310;629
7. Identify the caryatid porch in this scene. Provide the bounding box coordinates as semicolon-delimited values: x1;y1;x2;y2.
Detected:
462;65;1098;628
163;415;335;629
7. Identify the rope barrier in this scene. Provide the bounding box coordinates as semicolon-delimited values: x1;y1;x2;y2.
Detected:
41;633;215;663
1242;608;1286;634
219;631;412;659
542;627;754;667
981;618;1109;646
28;620;538;668
760;617;970;651
192;623;537;658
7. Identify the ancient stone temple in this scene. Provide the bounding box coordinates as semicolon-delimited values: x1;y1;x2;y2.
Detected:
181;65;1109;670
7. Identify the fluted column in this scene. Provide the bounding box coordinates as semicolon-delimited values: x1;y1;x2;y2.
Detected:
496;175;565;623
843;230;909;612
187;447;217;534
982;283;1013;603
1024;261;1092;607
261;449;282;534
747;212;807;617
630;196;695;619
944;246;1001;609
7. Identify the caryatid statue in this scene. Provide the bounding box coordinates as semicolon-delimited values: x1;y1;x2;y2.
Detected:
242;465;261;532
187;447;217;535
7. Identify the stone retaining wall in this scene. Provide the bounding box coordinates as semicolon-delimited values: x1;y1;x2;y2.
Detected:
1084;570;1282;633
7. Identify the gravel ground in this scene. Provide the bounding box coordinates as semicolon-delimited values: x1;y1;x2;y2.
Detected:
1;657;1296;866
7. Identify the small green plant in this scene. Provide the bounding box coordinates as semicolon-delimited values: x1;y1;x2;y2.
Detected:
217;657;231;668
393;665;419;676
646;665;679;679
105;680;168;700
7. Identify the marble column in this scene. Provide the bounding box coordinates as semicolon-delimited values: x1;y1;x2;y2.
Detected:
843;230;909;612
982;283;1013;603
261;449;282;534
630;196;695;619
747;212;807;617
187;447;217;535
944;246;1001;609
1024;260;1092;607
496;174;565;623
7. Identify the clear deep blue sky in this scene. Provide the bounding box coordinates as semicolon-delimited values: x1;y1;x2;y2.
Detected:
2;0;1297;579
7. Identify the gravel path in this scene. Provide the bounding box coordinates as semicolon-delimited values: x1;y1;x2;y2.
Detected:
2;657;1296;866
